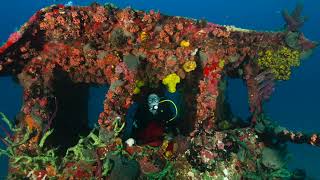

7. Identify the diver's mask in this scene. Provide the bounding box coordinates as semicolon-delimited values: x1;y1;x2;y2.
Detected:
148;94;160;115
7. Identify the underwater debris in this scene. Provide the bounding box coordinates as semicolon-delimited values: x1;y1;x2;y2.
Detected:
0;2;318;179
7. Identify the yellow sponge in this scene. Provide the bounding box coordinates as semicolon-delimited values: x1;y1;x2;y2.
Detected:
183;60;197;72
133;80;144;94
180;40;190;47
162;73;180;93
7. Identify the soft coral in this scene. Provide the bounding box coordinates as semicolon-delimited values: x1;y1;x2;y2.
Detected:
0;31;22;54
282;3;307;32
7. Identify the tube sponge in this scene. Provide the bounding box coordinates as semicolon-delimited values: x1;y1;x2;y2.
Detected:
162;73;180;93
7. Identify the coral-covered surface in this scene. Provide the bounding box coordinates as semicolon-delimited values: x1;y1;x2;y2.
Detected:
0;3;318;179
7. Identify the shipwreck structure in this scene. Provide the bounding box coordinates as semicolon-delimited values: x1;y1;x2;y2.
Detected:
0;3;318;179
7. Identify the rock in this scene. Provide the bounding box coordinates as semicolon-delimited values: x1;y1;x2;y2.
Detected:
261;147;286;170
108;155;140;180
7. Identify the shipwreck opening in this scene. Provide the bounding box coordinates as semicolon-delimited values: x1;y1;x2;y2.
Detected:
122;83;195;147
226;78;250;121
88;85;109;129
215;76;251;130
45;69;91;155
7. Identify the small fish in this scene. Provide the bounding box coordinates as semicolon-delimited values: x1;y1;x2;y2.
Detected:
65;1;73;6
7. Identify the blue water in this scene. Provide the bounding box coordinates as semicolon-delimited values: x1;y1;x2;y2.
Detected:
0;0;319;178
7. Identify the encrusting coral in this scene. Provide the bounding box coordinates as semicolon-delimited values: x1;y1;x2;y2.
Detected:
257;47;301;80
0;3;318;179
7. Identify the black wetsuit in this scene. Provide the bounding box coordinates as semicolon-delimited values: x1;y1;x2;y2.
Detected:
132;100;175;144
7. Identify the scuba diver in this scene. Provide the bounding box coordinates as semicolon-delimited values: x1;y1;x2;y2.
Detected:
123;91;179;146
